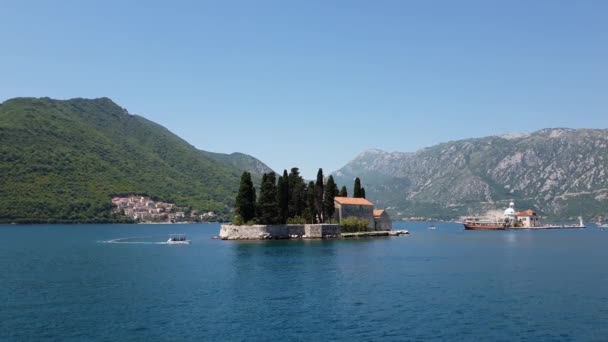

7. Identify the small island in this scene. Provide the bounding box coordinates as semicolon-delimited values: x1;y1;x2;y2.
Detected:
220;168;408;240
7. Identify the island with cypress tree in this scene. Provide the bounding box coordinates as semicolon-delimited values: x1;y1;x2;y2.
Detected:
219;168;408;240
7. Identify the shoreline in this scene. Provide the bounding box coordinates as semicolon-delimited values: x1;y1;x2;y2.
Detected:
219;223;409;240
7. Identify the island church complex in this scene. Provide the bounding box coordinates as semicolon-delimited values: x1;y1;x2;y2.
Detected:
334;197;392;230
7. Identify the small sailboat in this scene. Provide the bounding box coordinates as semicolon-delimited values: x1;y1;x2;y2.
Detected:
167;234;191;245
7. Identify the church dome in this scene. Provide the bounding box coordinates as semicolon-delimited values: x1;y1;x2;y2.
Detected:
504;202;516;218
504;207;515;217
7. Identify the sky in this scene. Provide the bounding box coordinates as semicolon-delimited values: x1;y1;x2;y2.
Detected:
1;0;607;178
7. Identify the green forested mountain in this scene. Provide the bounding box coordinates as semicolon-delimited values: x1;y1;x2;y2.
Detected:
200;151;274;178
0;97;272;223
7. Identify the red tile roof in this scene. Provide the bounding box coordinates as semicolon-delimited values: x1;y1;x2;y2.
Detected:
515;209;537;216
334;197;374;206
373;209;385;217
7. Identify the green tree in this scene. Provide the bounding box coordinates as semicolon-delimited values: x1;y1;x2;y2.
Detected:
235;172;256;223
361;187;366;199
304;181;317;223
323;175;339;223
277;169;289;223
340;216;369;232
353;177;363;198
288;167;306;218
339;186;348;197
257;172;279;224
315;168;325;223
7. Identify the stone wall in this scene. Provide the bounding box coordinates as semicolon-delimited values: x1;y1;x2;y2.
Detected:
305;224;341;238
374;212;393;230
219;224;340;240
337;204;375;229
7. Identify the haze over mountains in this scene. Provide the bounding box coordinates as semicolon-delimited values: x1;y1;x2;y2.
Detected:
333;128;608;220
0;97;272;223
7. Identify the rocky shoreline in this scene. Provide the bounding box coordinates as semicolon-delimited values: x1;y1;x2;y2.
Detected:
341;230;409;238
219;224;408;240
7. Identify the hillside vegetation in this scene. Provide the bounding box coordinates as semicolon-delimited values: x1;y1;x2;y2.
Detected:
0;97;272;223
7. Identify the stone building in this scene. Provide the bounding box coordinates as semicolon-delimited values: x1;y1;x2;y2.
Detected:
334;196;391;231
373;209;392;230
515;209;541;228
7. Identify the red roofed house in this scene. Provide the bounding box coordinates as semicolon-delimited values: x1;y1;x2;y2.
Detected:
373;209;392;230
334;197;391;231
515;209;541;228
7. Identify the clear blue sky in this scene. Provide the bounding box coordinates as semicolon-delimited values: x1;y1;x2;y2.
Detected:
1;1;607;178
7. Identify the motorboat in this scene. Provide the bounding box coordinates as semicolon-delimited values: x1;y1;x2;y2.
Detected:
167;234;191;244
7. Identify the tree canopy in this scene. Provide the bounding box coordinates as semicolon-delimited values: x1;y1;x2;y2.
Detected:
235;172;256;222
353;177;363;198
233;169;358;225
256;173;279;224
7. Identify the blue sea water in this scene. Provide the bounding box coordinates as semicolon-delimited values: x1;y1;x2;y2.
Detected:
2;222;608;341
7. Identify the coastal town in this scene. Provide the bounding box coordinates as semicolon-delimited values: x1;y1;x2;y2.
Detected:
111;196;216;223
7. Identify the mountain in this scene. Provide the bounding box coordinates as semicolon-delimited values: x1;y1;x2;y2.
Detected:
0;97;273;223
334;128;608;220
200;151;274;177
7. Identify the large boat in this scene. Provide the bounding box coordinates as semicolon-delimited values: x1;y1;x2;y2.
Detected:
463;202;516;230
167;234;191;245
463;217;509;230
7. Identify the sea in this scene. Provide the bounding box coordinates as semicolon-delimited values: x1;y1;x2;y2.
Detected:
2;222;608;341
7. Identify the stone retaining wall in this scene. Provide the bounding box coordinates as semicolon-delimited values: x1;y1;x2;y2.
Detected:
219;224;340;240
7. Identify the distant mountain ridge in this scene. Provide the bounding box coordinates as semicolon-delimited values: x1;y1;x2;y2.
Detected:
0;97;273;223
334;128;608;220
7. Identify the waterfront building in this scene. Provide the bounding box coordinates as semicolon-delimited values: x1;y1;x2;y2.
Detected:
373;209;392;230
515;209;541;228
334;197;391;230
334;197;374;229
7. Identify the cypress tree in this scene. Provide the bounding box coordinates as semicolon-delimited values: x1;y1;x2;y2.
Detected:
288;167;306;218
361;187;366;199
304;181;317;223
277;170;289;223
353;177;363;198
257;172;279;224
323;175;339;223
235;171;256;223
339;186;348;197
314;168;325;223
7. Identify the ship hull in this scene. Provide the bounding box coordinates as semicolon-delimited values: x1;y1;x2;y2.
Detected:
463;224;507;230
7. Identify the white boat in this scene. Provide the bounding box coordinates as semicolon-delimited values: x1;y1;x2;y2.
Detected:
167;234;191;245
428;225;436;230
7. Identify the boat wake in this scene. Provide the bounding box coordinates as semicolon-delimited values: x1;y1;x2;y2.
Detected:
98;236;169;244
